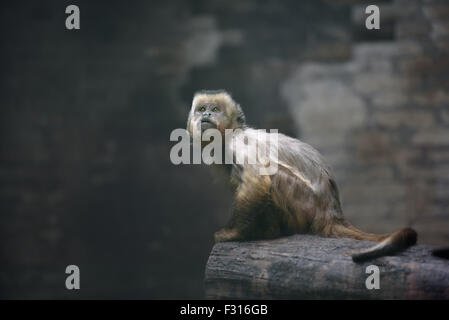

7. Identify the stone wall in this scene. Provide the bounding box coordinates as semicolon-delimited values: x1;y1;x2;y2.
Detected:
282;0;449;245
0;0;447;299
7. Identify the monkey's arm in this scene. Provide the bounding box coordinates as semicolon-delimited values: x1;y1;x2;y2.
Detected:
214;198;281;243
214;172;281;243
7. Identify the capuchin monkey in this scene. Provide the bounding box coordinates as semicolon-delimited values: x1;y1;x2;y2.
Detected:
186;89;417;263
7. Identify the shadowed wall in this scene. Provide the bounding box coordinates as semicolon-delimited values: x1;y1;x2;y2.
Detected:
0;0;447;299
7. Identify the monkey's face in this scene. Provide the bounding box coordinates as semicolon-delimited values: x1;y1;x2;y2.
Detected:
187;92;239;140
194;103;228;133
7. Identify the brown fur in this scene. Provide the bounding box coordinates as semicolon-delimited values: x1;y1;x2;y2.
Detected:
187;90;418;262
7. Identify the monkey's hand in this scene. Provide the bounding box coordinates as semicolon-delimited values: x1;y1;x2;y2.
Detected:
214;228;241;243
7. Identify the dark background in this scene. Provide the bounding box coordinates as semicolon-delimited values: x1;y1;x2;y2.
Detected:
1;0;448;299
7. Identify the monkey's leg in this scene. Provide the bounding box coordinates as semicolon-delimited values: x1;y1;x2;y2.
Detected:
214;198;258;243
214;183;281;243
214;200;280;242
214;227;241;243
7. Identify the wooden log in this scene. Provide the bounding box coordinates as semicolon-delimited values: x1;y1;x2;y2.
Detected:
204;234;449;299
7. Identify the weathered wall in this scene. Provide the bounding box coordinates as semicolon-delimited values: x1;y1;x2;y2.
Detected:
0;0;447;299
282;0;449;245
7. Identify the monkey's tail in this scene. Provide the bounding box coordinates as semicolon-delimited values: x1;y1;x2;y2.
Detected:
330;223;418;263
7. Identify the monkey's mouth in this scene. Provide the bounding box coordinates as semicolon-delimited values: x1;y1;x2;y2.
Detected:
200;119;216;130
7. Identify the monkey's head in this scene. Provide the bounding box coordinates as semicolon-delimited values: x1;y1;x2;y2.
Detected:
187;90;246;140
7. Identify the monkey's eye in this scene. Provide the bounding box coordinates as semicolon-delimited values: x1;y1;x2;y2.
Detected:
198;106;206;112
212;106;220;112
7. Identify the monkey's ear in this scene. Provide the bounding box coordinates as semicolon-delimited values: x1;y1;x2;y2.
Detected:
236;106;246;125
186;112;193;131
237;113;245;124
234;102;246;126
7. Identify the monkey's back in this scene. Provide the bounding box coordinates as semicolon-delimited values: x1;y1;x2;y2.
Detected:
231;129;345;234
275;133;345;233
